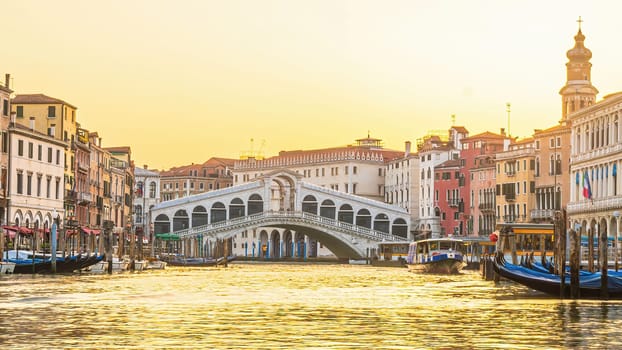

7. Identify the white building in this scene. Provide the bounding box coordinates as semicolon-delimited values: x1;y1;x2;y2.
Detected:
413;128;463;238
231;136;403;258
384;141;420;239
134;166;161;241
7;123;67;230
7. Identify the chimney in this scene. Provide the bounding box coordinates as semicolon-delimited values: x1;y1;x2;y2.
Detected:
404;141;411;157
500;128;506;136
4;74;9;88
29;117;35;131
143;164;148;169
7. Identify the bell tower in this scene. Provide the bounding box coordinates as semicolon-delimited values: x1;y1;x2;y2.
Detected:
559;17;598;120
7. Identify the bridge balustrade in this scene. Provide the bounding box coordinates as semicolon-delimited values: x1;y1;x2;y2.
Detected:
172;210;400;242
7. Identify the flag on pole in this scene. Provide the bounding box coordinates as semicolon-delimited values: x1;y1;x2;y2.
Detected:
582;171;592;199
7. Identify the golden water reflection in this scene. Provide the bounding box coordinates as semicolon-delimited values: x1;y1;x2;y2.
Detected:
2;263;622;349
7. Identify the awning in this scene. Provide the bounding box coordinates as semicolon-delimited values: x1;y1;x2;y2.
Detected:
155;233;180;241
1;225;33;235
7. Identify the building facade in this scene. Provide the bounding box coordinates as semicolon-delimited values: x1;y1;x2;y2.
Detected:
470;155;496;237
458;131;509;236
7;123;66;233
415;129;462;238
134;165;161;244
11;94;78;221
0;74;12;224
384;141;420;239
495;138;536;224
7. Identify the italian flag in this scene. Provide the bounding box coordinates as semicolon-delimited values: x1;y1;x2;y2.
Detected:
582;171;592;199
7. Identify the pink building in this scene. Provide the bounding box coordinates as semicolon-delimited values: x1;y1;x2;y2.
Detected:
434;159;461;236
458;131;509;236
470;155;497;237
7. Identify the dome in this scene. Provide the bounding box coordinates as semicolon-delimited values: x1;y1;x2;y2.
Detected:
566;29;592;61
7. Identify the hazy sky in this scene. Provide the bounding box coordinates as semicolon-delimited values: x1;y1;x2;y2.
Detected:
4;1;622;170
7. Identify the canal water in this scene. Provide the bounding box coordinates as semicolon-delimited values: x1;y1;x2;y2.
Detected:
2;263;622;349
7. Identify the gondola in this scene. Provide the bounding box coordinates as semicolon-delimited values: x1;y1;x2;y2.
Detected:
493;253;622;298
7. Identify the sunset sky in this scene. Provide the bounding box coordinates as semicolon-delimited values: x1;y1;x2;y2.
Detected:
4;1;622;170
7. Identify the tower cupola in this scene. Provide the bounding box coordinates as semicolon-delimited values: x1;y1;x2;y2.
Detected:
559;17;598;120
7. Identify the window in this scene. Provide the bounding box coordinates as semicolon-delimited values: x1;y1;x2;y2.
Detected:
16;105;24;118
48;106;56;118
353;166;357;175
18;140;23;156
27;173;32;195
36;175;42;197
2;99;7;116
37;145;42;161
16;171;23;194
1;132;7;153
56;150;60;165
55;178;60;199
46;177;51;198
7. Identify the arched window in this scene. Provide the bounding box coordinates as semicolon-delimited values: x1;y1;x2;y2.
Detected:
302;195;318;214
211;202;226;223
247;194;263;215
319;199;336;219
229;198;245;219
192;206;208;227
356;209;371;228
391;218;408;238
373;213;390;233
134;205;143;223
173;209;189;231
338;204;353;224
154;214;170;234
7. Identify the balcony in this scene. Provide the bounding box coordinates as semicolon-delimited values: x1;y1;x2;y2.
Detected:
504;193;516;202
530;208;555;221
567;197;622;215
505;171;516;177
448;198;459;207
478;203;495;213
78;192;92;204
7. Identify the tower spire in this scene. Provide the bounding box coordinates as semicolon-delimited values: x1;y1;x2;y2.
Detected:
559;17;598;120
577;16;583;31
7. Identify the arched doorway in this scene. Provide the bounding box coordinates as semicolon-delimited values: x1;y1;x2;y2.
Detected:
294;232;305;258
270;230;280;259
259;230;269;258
154;214;170;234
283;230;293;257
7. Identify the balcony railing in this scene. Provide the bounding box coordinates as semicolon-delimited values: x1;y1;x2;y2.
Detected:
567;197;622;215
448;198;459;207
478;203;495;212
78;192;92;203
530;208;555;220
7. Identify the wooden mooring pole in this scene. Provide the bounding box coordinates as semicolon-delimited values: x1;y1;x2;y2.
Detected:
558;210;567;299
569;227;580;299
600;223;609;300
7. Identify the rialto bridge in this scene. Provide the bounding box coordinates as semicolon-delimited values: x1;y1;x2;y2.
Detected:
150;170;410;260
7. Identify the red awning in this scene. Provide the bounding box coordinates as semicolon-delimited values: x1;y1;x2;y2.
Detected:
66;229;77;236
2;225;33;235
91;229;101;235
